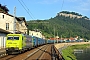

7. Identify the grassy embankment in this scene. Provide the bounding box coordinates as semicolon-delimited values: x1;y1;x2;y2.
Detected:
62;44;90;60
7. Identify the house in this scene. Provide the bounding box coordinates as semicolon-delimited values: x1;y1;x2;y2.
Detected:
0;11;28;34
16;17;28;34
0;11;28;48
57;12;82;19
29;30;45;39
49;37;58;43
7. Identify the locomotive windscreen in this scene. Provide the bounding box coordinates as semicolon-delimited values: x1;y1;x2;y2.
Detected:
7;36;19;40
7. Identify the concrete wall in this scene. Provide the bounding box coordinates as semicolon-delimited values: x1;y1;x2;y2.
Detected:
0;33;7;49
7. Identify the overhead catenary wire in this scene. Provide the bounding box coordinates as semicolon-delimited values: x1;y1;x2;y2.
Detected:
18;0;34;19
20;0;36;19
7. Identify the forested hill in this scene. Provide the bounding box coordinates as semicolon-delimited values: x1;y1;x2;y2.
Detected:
27;11;90;40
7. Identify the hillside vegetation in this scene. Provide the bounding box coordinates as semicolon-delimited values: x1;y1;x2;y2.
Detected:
27;11;90;40
62;44;90;60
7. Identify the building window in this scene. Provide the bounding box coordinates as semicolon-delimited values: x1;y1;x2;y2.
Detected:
6;23;9;30
2;15;4;19
25;32;26;34
37;33;38;35
32;33;33;36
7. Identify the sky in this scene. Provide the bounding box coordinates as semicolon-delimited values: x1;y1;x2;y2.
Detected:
0;0;90;21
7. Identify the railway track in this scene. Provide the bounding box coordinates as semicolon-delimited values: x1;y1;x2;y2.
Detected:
0;44;64;60
0;55;17;60
0;44;52;60
24;45;51;60
24;44;49;60
39;44;52;60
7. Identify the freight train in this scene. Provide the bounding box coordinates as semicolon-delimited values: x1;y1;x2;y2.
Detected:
5;34;54;54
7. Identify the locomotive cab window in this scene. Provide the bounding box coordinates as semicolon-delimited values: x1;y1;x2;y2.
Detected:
7;36;13;40
7;36;19;40
14;36;19;40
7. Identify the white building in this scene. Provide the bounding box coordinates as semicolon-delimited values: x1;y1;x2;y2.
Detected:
0;11;28;34
0;11;28;48
58;13;82;19
29;30;45;39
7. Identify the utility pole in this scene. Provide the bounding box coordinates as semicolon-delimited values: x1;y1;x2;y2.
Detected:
54;27;55;44
61;35;62;40
13;7;16;34
57;32;58;43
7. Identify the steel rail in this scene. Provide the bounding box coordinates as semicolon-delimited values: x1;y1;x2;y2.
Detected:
36;45;48;59
23;45;46;60
0;55;17;60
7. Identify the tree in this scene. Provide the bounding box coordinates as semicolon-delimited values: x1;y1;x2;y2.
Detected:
0;4;9;13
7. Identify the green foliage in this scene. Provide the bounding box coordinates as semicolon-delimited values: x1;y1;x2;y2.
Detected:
60;11;82;16
62;46;76;60
0;4;9;13
62;44;90;60
72;44;90;49
27;11;90;39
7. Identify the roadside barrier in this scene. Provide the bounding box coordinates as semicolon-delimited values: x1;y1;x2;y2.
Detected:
51;45;64;60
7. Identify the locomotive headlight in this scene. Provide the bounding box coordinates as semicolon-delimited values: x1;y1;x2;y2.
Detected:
15;45;19;50
5;48;8;50
15;47;19;50
6;45;10;50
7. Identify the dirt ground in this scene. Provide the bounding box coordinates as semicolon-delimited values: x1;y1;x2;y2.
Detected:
54;42;90;49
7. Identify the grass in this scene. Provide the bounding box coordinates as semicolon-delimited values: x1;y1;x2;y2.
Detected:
62;44;90;60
